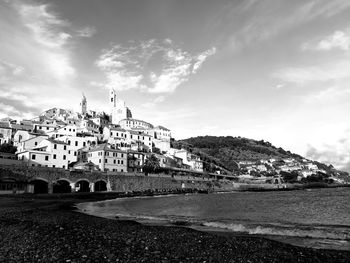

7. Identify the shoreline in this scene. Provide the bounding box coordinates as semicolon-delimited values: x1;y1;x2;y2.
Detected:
1;192;350;262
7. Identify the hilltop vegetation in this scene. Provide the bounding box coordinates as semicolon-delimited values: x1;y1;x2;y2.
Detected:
172;136;307;172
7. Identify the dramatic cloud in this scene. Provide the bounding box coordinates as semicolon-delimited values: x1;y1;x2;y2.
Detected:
95;39;216;93
306;142;350;172
141;96;165;108
303;30;350;51
0;0;81;118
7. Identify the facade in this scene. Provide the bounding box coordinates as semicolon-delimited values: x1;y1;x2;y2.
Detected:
80;94;87;115
87;144;127;172
16;135;48;153
17;138;75;169
0;125;13;144
170;149;204;172
110;88;132;125
119;118;153;130
127;151;145;172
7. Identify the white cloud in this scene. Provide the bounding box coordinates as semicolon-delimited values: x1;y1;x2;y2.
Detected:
272;61;350;85
0;0;81;118
142;96;165;108
303;30;350;51
76;26;96;38
95;40;216;93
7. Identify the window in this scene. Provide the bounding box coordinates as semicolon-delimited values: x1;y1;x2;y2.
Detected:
113;160;116;164
45;156;49;161
75;141;78;146
121;169;124;172
53;154;56;159
83;142;86;147
117;160;120;164
68;140;71;145
52;165;55;168
105;159;107;163
31;154;36;160
63;155;66;160
121;160;123;165
35;142;38;146
99;159;101;163
121;153;124;157
64;145;67;150
63;165;65;169
74;152;77;156
68;150;71;154
54;144;57;149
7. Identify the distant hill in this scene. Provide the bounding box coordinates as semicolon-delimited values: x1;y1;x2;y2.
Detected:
171;136;338;174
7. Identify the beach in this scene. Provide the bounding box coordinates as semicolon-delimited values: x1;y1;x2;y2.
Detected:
0;192;349;263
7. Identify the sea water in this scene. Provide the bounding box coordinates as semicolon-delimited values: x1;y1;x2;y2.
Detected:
77;187;350;251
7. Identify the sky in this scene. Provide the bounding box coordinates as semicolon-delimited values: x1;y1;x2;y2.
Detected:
1;0;350;171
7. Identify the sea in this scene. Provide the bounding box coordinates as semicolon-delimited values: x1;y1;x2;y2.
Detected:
77;187;350;251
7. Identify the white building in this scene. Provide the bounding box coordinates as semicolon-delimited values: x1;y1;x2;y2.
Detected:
87;143;127;172
169;148;203;172
110;88;132;125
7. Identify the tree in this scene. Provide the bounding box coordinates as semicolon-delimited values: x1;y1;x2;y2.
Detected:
0;143;17;154
143;154;160;175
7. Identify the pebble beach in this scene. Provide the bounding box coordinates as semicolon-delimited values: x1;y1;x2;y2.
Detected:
0;193;349;263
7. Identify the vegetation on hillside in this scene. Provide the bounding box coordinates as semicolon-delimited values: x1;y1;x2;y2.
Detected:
171;136;313;173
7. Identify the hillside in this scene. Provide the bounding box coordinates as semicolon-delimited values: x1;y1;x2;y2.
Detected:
171;136;334;173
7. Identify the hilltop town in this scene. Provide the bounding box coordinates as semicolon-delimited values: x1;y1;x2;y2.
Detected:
0;89;348;194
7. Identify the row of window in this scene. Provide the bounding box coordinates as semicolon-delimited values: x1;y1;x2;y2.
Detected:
101;159;124;165
94;152;124;158
31;153;73;160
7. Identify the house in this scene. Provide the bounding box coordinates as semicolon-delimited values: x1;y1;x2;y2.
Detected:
87;144;127;172
127;151;145;172
0;124;13;144
169;148;203;172
17;138;75;169
16;135;48;153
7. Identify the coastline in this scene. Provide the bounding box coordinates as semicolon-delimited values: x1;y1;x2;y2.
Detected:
1;192;350;262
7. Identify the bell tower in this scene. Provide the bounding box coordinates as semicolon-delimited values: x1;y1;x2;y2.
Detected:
80;93;87;115
110;88;116;108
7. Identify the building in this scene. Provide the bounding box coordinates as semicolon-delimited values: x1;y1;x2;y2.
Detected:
119;118;153;130
16;135;48;153
17;138;75;169
0;124;13;144
127;151;145;172
169;148;203;172
110;88;132;124
80;93;87;115
87;143;127;172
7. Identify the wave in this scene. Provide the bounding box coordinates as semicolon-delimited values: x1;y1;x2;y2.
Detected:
202;221;350;241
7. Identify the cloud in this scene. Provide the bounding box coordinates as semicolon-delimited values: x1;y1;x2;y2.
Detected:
0;0;81;118
272;60;350;85
141;96;165;108
303;30;350;51
217;0;350;51
76;26;96;38
306;143;350;173
95;39;216;93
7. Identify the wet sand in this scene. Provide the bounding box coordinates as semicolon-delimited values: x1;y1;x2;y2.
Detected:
0;192;349;262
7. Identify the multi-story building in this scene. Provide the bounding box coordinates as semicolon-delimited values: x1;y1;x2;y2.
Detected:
169;148;203;172
127;151;145;172
87;144;127;172
17;138;75;169
0;124;13;144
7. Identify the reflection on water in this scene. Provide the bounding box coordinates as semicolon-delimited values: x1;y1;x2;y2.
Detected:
77;187;350;251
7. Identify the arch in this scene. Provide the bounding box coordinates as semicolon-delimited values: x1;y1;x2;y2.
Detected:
30;179;48;194
53;179;72;193
75;179;90;193
94;180;107;192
